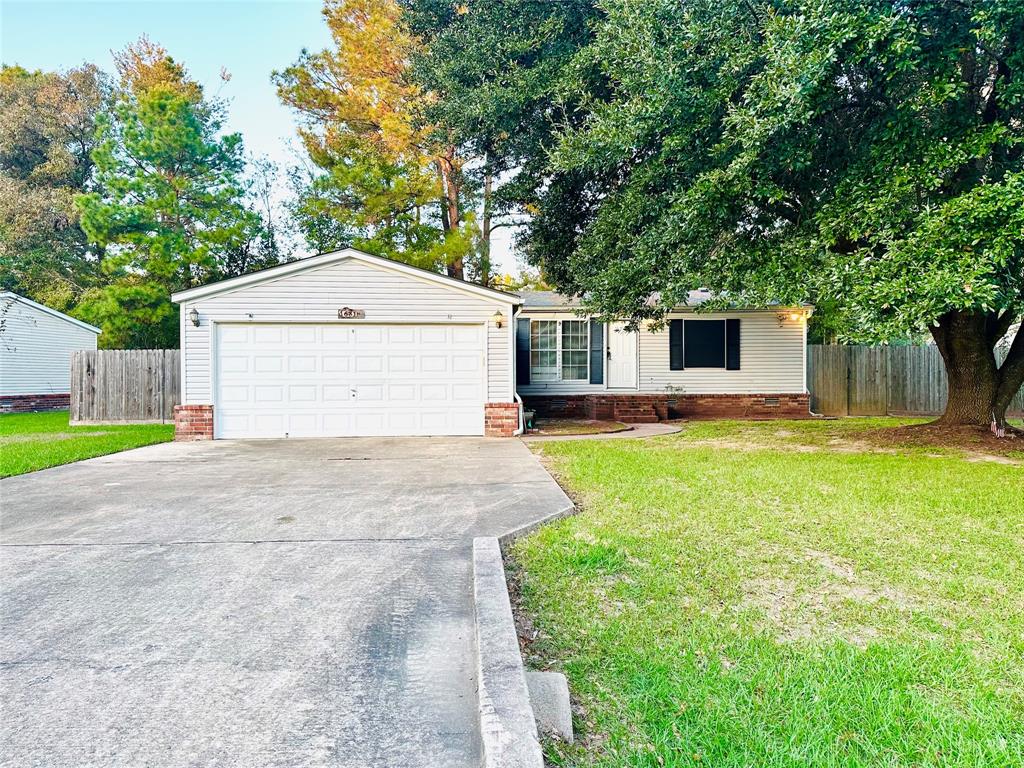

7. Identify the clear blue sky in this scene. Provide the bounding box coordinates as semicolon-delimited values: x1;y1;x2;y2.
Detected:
0;0;518;270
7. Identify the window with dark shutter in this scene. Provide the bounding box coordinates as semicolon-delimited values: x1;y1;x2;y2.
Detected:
589;320;604;384
515;318;531;385
726;319;741;370
669;319;684;370
684;320;726;368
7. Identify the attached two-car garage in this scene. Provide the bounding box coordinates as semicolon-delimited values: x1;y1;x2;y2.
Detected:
215;323;485;438
172;249;518;439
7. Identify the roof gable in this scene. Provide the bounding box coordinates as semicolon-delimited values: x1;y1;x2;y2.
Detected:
0;292;101;334
171;248;519;305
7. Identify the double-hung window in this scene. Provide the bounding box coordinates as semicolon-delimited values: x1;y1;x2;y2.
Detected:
530;319;589;381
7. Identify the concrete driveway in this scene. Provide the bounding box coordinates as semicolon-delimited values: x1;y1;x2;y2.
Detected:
0;437;571;767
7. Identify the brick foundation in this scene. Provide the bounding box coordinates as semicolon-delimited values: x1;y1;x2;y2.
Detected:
484;402;520;437
0;393;70;413
174;404;214;441
524;393;810;422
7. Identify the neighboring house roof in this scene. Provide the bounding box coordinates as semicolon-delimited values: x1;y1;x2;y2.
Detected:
520;289;812;311
171;248;521;305
0;292;101;334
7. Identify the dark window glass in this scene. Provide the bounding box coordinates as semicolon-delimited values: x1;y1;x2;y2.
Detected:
684;320;726;368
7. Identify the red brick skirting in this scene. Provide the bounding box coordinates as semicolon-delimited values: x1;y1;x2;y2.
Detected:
484;402;520;437
0;393;70;413
524;393;811;421
174;404;214;441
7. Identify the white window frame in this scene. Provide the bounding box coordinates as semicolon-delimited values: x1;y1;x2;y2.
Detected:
530;319;590;382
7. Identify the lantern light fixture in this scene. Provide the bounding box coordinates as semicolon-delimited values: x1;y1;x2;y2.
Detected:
189;308;200;327
492;309;504;328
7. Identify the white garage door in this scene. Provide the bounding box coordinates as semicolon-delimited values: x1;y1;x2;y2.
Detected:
215;324;485;438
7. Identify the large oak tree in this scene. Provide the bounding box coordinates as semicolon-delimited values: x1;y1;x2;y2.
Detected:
413;0;1024;428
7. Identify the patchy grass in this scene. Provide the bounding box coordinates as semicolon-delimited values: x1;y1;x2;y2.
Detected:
0;411;173;477
532;419;631;437
513;418;1024;767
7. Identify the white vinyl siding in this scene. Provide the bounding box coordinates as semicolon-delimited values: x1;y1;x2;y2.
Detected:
517;310;806;395
643;313;805;392
0;296;99;395
181;258;513;405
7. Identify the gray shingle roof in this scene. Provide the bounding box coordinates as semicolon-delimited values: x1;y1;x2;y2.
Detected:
520;289;715;310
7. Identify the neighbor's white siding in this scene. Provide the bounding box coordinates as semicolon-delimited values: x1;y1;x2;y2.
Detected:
0;297;99;395
517;310;806;396
181;258;514;404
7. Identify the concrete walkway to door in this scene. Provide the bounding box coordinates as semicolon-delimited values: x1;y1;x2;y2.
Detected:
0;437;572;767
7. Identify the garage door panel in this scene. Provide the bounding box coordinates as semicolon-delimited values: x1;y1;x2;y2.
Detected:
288;326;316;343
421;356;447;373
288;385;317;402
215;323;484;438
253;327;283;343
388;355;416;373
323;385;351;402
288;356;317;373
355;356;384;373
323;356;350;373
254;356;283;373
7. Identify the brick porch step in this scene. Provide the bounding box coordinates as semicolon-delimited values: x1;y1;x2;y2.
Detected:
617;414;660;424
613;403;660;423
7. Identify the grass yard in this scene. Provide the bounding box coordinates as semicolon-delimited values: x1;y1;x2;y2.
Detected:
0;410;173;478
513;418;1024;767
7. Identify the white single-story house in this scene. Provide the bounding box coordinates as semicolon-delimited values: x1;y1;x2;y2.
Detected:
0;291;101;413
170;248;810;440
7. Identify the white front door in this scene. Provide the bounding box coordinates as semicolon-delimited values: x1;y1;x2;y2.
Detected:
215;323;485;438
607;322;638;389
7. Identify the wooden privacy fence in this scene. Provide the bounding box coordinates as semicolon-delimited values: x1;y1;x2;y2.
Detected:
71;349;180;424
807;344;1024;417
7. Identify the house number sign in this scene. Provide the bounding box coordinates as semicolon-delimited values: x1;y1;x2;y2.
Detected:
337;307;366;319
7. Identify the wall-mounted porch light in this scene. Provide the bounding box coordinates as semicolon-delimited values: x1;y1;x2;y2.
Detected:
492;309;505;328
189;307;200;327
777;310;802;327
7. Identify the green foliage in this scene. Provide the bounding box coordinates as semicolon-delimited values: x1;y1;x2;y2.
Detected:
287;142;447;267
75;79;266;347
404;0;600;246
517;0;1023;342
0;64;109;310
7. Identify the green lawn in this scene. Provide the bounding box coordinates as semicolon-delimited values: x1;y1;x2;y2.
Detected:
0;410;173;478
514;418;1024;767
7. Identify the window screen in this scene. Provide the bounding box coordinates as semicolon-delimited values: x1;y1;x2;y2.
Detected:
561;320;589;380
684;320;726;368
530;320;558;380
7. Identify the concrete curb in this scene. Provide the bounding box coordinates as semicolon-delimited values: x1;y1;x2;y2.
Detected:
497;497;576;548
473;537;544;768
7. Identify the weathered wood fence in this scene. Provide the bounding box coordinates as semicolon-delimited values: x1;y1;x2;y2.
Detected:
807;344;1024;417
71;349;180;424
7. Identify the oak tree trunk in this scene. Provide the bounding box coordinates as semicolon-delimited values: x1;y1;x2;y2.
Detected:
930;310;1024;429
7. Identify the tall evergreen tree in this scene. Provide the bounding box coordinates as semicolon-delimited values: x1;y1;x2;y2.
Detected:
75;39;267;347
